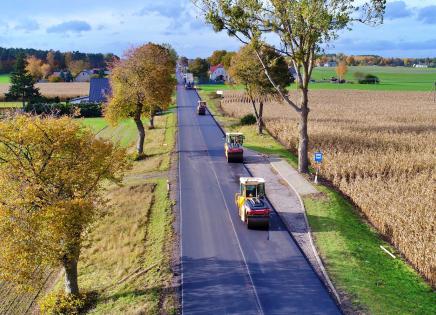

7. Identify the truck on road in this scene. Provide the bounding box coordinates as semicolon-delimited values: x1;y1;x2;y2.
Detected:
184;73;194;90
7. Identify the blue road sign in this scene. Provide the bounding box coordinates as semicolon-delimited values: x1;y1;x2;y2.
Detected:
314;151;323;163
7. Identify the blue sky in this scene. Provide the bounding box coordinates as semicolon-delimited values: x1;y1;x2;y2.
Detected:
0;0;435;58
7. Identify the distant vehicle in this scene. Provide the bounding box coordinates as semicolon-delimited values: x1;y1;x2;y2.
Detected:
184;73;194;90
197;100;207;115
235;177;270;229
224;132;244;163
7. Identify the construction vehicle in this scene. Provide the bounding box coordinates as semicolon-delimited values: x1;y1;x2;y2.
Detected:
197;100;207;115
224;132;244;163
235;177;270;229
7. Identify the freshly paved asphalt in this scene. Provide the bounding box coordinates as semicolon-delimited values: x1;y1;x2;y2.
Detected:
177;83;341;315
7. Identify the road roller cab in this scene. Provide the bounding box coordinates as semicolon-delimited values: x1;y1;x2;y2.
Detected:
224;132;244;163
197;101;207;115
235;177;270;229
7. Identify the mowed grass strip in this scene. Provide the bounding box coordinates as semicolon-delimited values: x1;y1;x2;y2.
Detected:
305;188;436;315
199;89;436;314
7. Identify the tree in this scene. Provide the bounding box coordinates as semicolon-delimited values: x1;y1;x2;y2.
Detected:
106;43;176;157
346;55;356;66
41;63;52;79
336;61;348;81
0;116;129;296
221;51;236;70
179;56;189;68
5;53;40;107
229;44;290;134
47;50;56;69
188;58;210;82
64;52;73;69
68;60;90;78
208;50;228;65
26;55;44;80
196;0;386;173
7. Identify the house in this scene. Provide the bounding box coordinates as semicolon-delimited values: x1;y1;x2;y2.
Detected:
89;78;111;103
323;61;337;67
69;78;111;104
209;64;229;82
75;70;93;82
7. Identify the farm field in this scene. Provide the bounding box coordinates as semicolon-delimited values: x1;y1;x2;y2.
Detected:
0;82;89;100
310;66;436;91
220;89;436;286
199;88;436;313
200;66;436;92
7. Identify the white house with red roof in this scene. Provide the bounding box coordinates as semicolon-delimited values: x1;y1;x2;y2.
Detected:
209;64;229;82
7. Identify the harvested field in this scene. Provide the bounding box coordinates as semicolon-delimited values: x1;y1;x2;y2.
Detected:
0;83;89;100
221;90;436;286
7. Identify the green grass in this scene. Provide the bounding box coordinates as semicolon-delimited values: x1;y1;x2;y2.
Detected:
0;74;10;84
199;89;436;314
0;102;22;108
199;66;436;92
81;118;146;149
310;66;436;91
305;188;436;315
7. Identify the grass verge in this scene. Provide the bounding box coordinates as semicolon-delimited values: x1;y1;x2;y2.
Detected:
198;88;436;315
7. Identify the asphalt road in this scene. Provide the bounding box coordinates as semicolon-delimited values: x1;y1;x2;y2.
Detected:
177;82;341;315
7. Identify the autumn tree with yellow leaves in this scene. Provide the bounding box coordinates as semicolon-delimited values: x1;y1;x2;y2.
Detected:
0;116;130;296
106;43;176;157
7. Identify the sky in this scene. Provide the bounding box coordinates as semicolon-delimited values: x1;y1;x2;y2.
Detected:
0;0;435;58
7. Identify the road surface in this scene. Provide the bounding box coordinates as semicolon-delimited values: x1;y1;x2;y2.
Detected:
177;83;341;315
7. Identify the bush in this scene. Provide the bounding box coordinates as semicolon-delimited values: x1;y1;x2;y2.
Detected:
74;103;103;118
48;75;63;83
353;72;380;84
24;102;71;116
240;114;257;125
39;291;87;315
24;102;103;117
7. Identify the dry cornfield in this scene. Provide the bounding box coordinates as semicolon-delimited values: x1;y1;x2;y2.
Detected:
0;82;89;100
221;89;436;285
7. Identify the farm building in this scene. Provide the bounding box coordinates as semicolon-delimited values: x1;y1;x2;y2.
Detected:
89;78;111;102
209;64;229;82
413;64;428;68
70;78;111;104
323;61;337;67
75;70;93;82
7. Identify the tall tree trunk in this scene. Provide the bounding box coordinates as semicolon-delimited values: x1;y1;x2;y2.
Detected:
257;100;264;134
298;88;309;173
134;105;145;156
22;91;25;109
149;109;155;130
63;256;79;296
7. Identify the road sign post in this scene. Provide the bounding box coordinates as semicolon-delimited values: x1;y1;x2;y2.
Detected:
314;151;323;184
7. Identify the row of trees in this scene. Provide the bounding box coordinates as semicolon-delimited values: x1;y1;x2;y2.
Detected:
0;43;176;302
0;47;117;74
26;54;93;81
